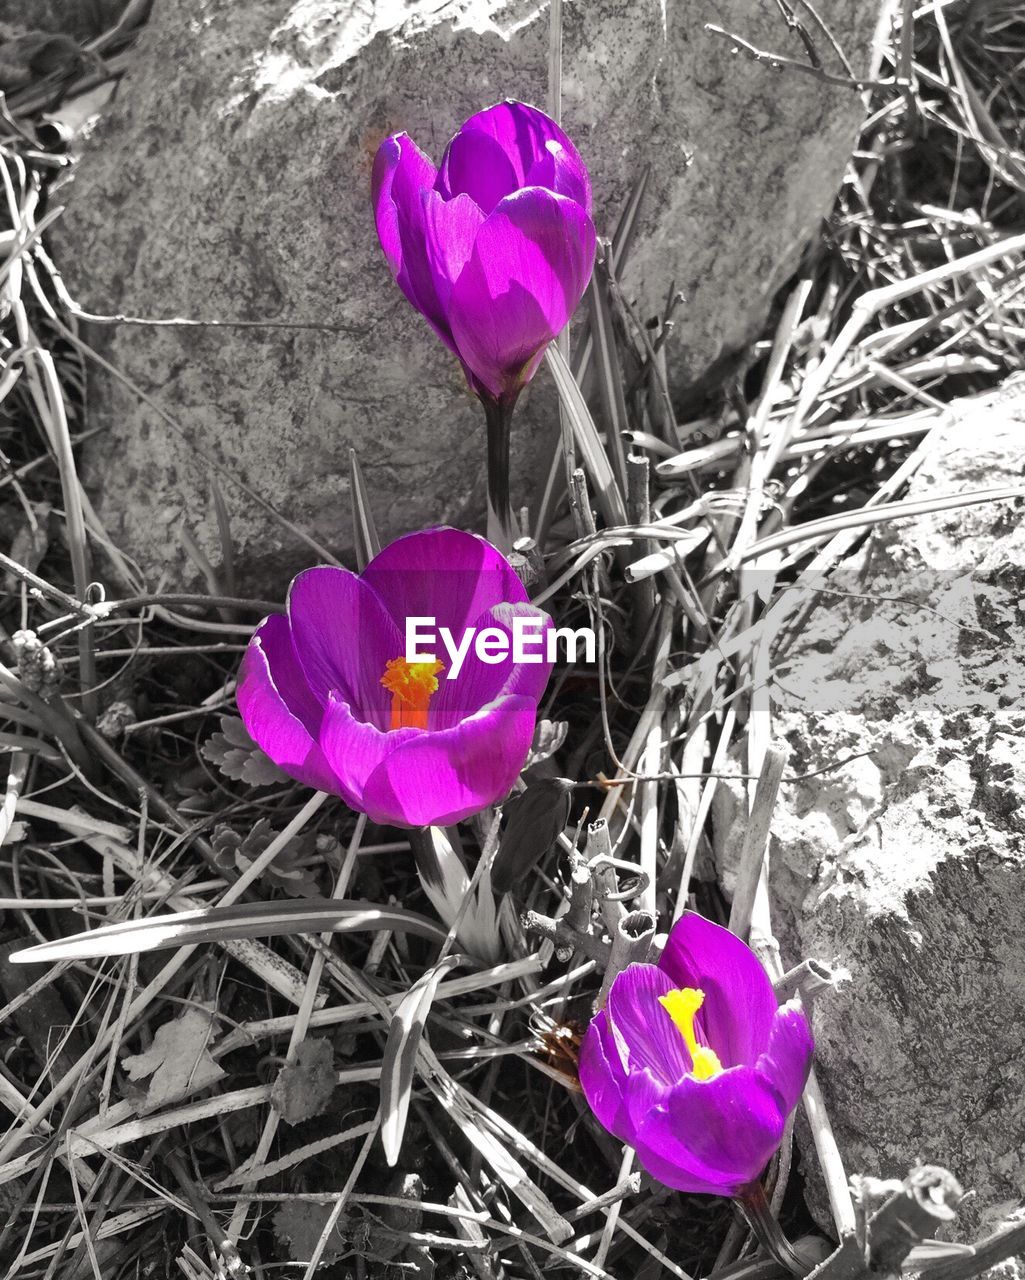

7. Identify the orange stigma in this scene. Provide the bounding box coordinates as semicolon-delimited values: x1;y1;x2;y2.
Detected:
380;657;444;730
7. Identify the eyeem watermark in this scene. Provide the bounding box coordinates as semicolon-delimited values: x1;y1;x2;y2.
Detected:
405;616;596;679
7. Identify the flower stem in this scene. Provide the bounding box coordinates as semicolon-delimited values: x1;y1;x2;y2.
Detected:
737;1180;811;1278
482;394;516;552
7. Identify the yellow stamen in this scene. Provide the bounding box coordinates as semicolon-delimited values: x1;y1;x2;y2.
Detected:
658;987;723;1081
380;657;444;731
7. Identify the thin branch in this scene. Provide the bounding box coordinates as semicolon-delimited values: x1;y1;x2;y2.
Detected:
705;25;893;91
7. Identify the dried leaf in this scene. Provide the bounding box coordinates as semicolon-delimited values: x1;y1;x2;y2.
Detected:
525;718;568;768
270;1037;335;1125
492;778;574;895
40;78;117;136
369;1172;434;1271
122;1004;225;1110
4;501;50;592
201;715;290;787
273;1201;347;1264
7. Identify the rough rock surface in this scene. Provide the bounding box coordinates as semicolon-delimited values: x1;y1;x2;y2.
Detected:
714;379;1025;1239
56;0;888;590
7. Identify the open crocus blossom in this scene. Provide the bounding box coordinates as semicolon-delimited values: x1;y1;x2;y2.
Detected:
579;912;814;1198
373;100;596;547
237;528;553;829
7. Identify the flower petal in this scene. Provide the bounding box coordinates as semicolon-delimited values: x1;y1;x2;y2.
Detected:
434;129;519;216
615;1066;780;1196
756;999;814;1115
604;963;692;1087
432;601;553;728
524;139;591;213
360;693;537;827
657;913;779;1069
619;1067;748;1195
286;567;403;730
438;101;591;214
446;187;596;399
421;189;486;321
580;1038;747;1196
236;615;338;794
372;133;454;349
318;693;420;814
579;1011;630;1138
361;527;529;648
658;1067;788;1191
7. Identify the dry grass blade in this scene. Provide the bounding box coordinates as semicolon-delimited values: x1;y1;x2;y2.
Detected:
607;165;650;276
547;0;563;125
9;899;450;962
790;230;1025;433
730;483;1025;567
544;344;628;529
349;447;381;569
419;1042;575;1245
380;953;465;1165
727;744;788;939
534;167;650;545
586;269;630;498
569;164;651;385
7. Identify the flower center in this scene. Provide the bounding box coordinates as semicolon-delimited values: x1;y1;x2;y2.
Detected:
658;987;723;1081
380;657;444;731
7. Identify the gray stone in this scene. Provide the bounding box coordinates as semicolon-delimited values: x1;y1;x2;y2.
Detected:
714;379;1025;1239
58;0;888;589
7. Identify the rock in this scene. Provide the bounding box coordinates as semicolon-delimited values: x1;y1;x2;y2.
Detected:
58;0;888;590
714;379;1025;1239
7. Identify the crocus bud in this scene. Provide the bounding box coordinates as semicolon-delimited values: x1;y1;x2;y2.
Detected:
372;100;596;407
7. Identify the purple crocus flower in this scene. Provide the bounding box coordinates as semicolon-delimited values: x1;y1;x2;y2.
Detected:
579;912;814;1197
372;100;596;547
373;99;595;403
236;528;553;829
